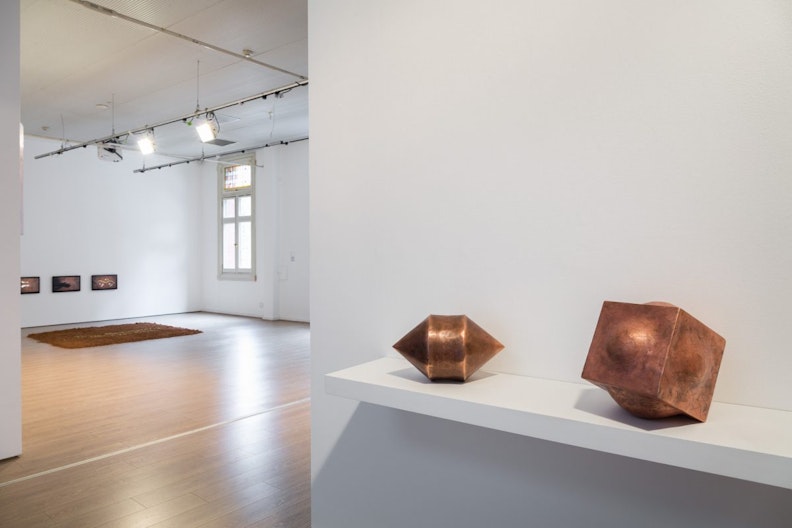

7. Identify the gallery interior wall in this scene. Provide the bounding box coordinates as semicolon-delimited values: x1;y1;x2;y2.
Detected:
19;138;308;328
275;140;310;322
200;140;309;322
0;0;22;460
309;2;792;527
21;136;203;328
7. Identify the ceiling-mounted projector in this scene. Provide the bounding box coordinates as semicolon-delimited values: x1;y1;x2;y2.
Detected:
97;142;123;162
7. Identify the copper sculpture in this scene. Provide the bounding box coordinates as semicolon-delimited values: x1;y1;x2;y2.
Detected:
393;315;505;381
582;301;725;422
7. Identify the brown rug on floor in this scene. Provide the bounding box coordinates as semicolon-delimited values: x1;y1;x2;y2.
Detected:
27;322;202;349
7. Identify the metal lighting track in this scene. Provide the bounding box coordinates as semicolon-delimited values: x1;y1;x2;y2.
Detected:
69;0;305;80
34;80;308;160
133;137;308;173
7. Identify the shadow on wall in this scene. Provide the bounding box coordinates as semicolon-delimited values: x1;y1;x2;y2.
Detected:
313;404;791;528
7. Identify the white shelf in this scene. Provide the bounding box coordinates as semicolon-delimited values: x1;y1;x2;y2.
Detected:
326;356;792;490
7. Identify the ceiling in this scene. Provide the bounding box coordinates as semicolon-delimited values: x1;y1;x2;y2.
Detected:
21;0;308;166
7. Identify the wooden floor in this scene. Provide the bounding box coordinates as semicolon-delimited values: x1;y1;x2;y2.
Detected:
0;312;311;527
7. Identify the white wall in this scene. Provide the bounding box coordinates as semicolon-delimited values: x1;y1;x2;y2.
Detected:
201;141;309;322
310;1;792;526
20;137;203;327
20;136;308;327
276;140;310;322
0;0;21;461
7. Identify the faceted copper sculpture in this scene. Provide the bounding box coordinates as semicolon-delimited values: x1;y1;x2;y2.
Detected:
393;315;505;381
582;301;725;422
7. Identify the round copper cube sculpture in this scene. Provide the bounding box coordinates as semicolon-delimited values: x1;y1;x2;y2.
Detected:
393;315;504;381
581;301;725;422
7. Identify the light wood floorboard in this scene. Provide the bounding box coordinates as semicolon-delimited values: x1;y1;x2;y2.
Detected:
0;312;311;527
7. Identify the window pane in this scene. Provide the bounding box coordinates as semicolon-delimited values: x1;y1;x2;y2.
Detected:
238;221;252;269
224;164;252;190
223;223;236;269
223;198;235;219
219;158;255;278
238;195;252;217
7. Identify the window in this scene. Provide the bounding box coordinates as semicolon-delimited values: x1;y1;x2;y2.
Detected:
219;155;256;280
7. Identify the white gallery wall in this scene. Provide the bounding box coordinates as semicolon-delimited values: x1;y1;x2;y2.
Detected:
20;136;203;328
310;1;792;527
21;137;309;328
200;140;309;322
275;141;310;322
0;0;22;460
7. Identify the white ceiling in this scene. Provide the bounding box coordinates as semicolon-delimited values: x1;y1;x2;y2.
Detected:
21;0;308;164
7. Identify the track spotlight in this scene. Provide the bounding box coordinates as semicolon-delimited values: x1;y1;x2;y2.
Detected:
97;141;123;162
137;130;156;155
195;113;219;142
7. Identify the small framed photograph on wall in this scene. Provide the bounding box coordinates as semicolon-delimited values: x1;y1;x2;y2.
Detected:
91;274;118;291
52;275;81;293
21;276;40;294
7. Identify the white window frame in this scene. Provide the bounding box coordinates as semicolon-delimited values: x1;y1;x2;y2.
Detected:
218;154;256;281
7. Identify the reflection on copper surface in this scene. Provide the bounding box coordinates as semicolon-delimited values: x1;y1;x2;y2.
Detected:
393;315;504;381
582;301;725;422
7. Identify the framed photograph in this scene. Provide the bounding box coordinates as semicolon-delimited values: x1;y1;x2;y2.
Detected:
91;274;118;291
21;276;40;294
52;275;81;293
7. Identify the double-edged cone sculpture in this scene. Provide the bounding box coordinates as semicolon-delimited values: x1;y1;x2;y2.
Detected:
393;315;504;381
582;301;725;422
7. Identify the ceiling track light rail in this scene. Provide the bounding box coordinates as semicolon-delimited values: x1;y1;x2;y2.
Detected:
34;80;308;160
69;0;306;80
133;137;308;174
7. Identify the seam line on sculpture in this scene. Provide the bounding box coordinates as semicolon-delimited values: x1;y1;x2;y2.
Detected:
0;397;311;489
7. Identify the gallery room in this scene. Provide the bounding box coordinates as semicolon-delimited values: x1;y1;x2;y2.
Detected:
1;1;791;527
